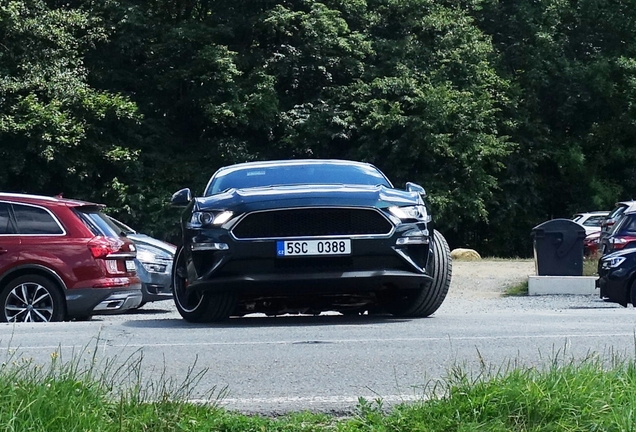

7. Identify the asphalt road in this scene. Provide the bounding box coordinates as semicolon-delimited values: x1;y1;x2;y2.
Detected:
0;293;633;415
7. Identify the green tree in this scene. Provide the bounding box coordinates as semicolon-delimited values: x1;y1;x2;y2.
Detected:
472;0;636;255
354;0;512;232
0;0;139;201
78;0;512;241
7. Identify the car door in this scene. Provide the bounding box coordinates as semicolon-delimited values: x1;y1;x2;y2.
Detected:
0;202;20;275
11;203;70;275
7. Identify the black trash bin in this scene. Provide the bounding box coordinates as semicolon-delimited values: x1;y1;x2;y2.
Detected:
531;218;586;276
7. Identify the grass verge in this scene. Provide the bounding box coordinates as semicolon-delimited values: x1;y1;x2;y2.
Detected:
503;280;529;296
584;254;600;276
1;343;636;431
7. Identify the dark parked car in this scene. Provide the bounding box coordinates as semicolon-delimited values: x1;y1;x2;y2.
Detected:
170;159;452;322
0;193;142;322
600;202;636;255
597;248;636;307
108;217;176;305
599;200;636;245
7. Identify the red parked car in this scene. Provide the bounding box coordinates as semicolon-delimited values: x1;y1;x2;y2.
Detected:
0;193;142;322
583;231;601;257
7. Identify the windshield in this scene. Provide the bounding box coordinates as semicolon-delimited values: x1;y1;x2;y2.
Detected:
204;162;392;196
108;216;137;235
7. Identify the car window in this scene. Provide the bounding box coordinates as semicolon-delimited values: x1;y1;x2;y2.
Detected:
206;163;392;195
0;203;15;234
12;204;64;235
621;215;636;232
609;214;629;235
608;205;628;220
583;215;606;227
75;208;123;237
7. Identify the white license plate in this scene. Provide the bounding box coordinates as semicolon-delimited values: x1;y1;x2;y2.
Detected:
277;239;351;257
126;260;136;272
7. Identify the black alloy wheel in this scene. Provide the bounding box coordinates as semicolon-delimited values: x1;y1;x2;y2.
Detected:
172;247;236;322
382;229;453;318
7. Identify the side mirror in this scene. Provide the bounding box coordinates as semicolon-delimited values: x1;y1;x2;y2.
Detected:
406;182;426;198
171;188;192;207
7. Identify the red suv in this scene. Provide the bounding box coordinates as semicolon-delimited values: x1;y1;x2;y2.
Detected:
0;193;142;322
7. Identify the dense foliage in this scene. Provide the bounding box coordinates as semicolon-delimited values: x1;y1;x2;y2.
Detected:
2;0;635;256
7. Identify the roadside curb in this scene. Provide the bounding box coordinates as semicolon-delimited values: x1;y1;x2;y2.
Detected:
528;276;598;295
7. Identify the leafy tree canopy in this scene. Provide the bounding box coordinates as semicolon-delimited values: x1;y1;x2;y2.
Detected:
0;0;139;201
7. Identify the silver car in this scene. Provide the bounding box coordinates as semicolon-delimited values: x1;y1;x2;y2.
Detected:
109;217;176;305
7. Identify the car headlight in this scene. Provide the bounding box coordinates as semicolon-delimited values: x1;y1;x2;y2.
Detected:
388;205;430;222
603;256;626;268
136;249;171;274
189;210;233;228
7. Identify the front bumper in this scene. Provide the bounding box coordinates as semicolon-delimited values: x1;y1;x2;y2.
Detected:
141;282;173;302
597;267;630;306
186;269;432;295
136;261;173;303
183;222;433;295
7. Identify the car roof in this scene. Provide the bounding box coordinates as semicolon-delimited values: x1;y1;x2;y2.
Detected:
574;211;609;217
615;200;636;208
0;192;101;208
621;201;636;214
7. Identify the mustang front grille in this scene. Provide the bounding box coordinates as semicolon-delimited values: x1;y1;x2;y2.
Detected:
232;208;393;239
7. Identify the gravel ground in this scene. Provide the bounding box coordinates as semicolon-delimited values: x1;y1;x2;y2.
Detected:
438;258;622;314
105;258;623;323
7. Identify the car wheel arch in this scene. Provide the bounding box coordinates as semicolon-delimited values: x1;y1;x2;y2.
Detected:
0;264;69;293
172;246;236;322
379;229;452;318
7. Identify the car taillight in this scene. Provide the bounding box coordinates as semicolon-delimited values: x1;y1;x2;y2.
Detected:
88;236;136;277
609;235;636;249
88;236;126;259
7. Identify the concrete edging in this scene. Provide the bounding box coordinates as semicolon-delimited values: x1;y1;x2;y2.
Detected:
528;275;599;296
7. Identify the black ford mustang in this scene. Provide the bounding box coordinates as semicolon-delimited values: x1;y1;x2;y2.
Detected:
170;159;452;322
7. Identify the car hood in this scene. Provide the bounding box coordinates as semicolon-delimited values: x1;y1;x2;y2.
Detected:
127;234;177;255
193;184;421;213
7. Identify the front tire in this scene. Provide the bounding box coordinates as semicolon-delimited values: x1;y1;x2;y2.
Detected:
172;247;236;323
385;229;453;317
0;275;66;322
